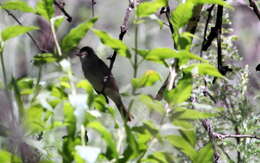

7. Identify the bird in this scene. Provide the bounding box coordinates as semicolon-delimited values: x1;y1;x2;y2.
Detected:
76;46;132;121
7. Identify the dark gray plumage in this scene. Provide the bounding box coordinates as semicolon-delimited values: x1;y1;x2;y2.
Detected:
76;46;132;121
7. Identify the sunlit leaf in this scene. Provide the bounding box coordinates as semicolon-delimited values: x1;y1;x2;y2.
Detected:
194;143;213;163
173;120;196;147
87;121;118;160
139;95;165;114
17;78;34;95
1;25;38;41
171;2;194;30
93;29;131;58
33;53;58;65
137;0;167;18
36;0;54;20
142;152;174;163
0;150;22;163
184;63;224;77
132;70;161;89
167;135;196;160
61;18;97;53
25;105;47;133
191;0;232;8
139;48;206;65
64;102;76;137
0;0;35;13
173;107;216;120
120;123;140;162
164;73;192;105
132;121;159;152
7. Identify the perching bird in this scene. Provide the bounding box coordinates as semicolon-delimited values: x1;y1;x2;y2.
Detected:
76;46;132;121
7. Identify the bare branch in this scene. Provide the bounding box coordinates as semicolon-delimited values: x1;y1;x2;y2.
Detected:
213;132;260;140
248;0;260;20
102;0;136;93
2;9;44;52
54;0;72;22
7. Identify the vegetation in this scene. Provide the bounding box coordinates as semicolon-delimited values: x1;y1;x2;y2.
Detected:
0;0;259;163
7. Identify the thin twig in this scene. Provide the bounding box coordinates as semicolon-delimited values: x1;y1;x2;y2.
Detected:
54;0;72;22
248;0;260;20
101;0;135;93
212;132;260;140
91;0;96;17
201;119;220;163
2;9;43;52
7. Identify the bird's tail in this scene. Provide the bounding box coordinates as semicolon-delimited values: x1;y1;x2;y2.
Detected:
116;100;133;122
106;88;133;121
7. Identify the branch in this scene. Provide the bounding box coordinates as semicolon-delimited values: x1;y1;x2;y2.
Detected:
201;119;220;163
201;5;215;56
186;4;203;35
102;0;136;93
91;0;96;17
2;9;44;52
248;0;260;20
212;132;260;140
54;0;72;22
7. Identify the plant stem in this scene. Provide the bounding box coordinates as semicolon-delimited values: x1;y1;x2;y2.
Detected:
0;49;7;89
50;16;76;96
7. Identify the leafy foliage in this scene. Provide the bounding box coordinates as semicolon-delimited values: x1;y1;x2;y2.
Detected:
0;0;258;163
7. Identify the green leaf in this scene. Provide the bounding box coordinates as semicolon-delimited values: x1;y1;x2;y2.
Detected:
119;123;140;162
167;135;196;160
190;0;232;8
164;73;192;105
194;143;213;163
17;78;34;95
33;53;58;65
174;32;193;50
35;0;54;20
173;120;196;147
24;105;47;133
54;16;65;29
93;29;131;58
1;25;38;41
64;102;76;137
173;107;216;120
77;80;94;95
61;18;97;53
140;48;206;65
142;152;174;163
132;121;159;152
137;0;167;18
87;121;118;159
0;0;35;13
131;70;161;89
184;63;224;77
171;2;194;30
139;95;165;114
0;150;22;163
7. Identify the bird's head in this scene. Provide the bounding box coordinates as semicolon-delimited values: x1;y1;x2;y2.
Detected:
76;46;95;59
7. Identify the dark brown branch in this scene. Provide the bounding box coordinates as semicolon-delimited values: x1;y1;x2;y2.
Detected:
201;119;220;163
248;0;260;20
216;5;223;70
102;0;135;93
54;0;72;22
160;6;174;34
3;9;44;52
201;5;215;56
186;4;203;35
91;0;96;17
